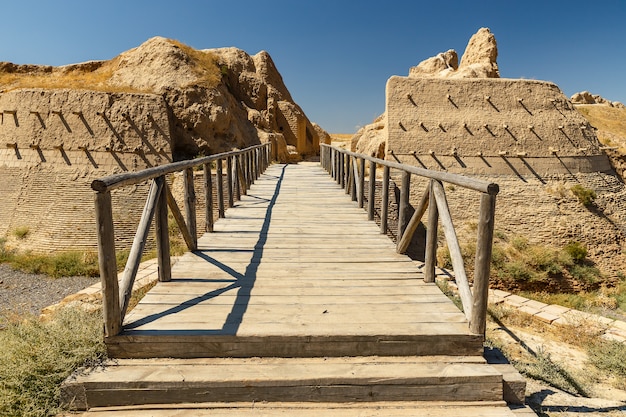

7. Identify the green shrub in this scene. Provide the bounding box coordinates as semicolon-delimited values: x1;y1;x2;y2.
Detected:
0;308;106;417
564;241;588;263
570;184;597;206
568;264;601;283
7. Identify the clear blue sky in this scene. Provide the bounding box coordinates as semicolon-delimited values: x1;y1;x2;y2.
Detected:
1;0;624;133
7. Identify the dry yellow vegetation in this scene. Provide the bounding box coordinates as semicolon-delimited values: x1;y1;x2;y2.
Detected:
0;57;143;93
0;38;220;93
576;105;626;154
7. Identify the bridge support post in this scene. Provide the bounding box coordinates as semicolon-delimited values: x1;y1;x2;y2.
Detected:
155;176;172;282
397;171;411;240
424;180;439;283
358;158;365;208
216;159;225;218
204;163;214;233
380;166;390;235
95;190;121;337
368;160;376;221
470;193;496;335
183;168;198;250
227;157;234;207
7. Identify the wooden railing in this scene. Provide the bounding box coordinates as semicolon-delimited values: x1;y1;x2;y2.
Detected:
320;144;499;335
92;143;272;338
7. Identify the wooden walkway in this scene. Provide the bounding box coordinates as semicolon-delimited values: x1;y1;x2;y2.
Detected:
65;161;532;415
108;162;480;358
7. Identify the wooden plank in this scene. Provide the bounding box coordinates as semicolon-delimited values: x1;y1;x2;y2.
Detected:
110;162;477;360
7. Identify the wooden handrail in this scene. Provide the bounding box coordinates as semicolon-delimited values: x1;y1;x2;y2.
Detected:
91;144;268;193
93;143;272;337
320;144;498;336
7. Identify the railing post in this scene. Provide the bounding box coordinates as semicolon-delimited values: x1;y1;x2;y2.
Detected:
350;158;357;201
155;176;171;282
227;156;234;207
368;160;376;221
183;168;198;250
424;180;439;283
345;154;351;195
397;171;411;241
216;159;225;218
470;193;496;335
358;157;365;208
94;190;121;337
338;152;344;186
204;163;214;233
381;166;390;235
334;150;340;184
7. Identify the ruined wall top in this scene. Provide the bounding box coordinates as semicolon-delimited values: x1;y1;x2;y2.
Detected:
385;76;609;175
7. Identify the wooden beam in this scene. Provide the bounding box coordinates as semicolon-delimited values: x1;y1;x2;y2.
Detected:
226;156;234;207
94;190;120;337
368;161;376;221
381;166;390;235
204;163;214;233
165;183;195;251
154;176;171;282
319;145;499;196
91;144;267;193
397;186;429;254
470;193;496;336
424;180;439;283
358;157;365;209
183;168;197;250
431;180;473;318
397;171;411;241
119;178;162;321
216;159;225;218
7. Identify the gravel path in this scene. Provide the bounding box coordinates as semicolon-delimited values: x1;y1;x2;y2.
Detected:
0;264;99;319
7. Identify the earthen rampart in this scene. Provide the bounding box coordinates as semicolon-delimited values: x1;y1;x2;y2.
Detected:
0;89;173;252
386;77;610;175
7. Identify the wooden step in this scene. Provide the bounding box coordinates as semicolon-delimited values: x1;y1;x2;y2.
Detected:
61;356;503;411
69;401;534;416
105;331;484;359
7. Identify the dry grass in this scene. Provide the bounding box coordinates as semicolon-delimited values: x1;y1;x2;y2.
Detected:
330;133;354;150
0;38;220;93
0;307;105;417
576;105;626;153
168;39;221;89
0;56;145;93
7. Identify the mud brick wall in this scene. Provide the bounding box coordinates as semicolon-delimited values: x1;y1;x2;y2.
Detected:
0;89;173;252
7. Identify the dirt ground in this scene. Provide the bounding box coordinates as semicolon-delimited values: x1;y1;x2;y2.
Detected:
488;317;626;416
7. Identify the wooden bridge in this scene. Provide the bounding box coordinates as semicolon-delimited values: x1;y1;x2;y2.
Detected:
63;144;533;415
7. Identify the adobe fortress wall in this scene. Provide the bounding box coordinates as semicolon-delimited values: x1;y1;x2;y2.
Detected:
385;77;626;276
386;77;611;176
0;89;173;252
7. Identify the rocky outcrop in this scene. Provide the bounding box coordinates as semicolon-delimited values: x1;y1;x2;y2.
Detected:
409;27;499;79
1;37;324;161
358;28;500;158
0;37;325;253
571;91;625;108
456;27;499;78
